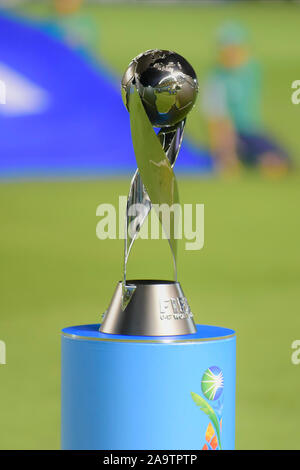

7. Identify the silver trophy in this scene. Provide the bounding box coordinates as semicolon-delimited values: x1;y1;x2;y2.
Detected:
100;49;199;336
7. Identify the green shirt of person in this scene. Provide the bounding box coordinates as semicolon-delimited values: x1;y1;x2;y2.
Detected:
202;22;289;174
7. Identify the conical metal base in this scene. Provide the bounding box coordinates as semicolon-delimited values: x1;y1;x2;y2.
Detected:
100;280;196;336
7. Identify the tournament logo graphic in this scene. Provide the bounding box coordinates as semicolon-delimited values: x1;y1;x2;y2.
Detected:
191;366;224;450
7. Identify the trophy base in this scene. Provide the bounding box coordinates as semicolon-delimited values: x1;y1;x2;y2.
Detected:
61;324;236;450
100;280;196;336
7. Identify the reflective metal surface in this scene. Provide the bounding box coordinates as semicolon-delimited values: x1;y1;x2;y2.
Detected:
100;280;196;336
124;87;180;286
100;50;198;336
124;120;186;285
123;50;198;286
121;49;198;128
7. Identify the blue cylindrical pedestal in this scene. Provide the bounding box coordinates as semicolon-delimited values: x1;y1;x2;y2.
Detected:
61;324;236;450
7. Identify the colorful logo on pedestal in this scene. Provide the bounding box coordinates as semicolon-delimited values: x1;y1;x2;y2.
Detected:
201;366;224;401
191;365;224;450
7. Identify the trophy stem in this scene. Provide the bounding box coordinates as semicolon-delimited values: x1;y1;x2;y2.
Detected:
122;118;186;290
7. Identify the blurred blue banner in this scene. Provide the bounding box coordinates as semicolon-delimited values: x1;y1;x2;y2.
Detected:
0;13;213;179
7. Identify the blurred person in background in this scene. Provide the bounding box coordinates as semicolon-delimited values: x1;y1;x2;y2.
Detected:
202;22;290;176
43;0;98;63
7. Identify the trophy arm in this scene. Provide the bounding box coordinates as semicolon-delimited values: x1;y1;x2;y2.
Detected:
123;118;186;286
156;119;186;282
158;118;186;167
124;169;151;281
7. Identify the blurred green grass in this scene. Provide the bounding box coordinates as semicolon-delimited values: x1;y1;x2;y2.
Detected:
1;2;300;450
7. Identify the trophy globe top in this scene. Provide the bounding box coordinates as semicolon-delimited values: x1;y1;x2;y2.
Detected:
121;49;199;127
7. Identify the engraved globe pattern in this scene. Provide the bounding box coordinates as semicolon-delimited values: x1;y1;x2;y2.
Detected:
121;49;198;127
